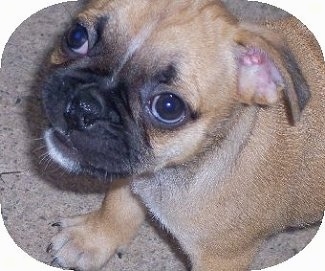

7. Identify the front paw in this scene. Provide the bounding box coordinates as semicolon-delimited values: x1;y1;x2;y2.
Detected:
47;213;120;271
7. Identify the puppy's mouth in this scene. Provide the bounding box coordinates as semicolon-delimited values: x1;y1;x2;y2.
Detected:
44;127;130;178
44;128;82;173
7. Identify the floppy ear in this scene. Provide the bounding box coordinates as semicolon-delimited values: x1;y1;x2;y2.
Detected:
233;26;310;125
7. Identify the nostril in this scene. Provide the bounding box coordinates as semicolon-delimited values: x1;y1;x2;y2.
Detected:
64;90;105;131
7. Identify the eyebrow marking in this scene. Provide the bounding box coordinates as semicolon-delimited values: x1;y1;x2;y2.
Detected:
111;21;157;83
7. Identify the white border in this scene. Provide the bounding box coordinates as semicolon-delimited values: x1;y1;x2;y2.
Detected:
0;0;324;270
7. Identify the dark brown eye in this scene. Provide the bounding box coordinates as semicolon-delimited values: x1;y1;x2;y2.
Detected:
66;23;89;55
150;93;186;125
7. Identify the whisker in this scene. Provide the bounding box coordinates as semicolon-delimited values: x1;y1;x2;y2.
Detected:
32;137;45;142
43;156;53;171
39;157;50;168
33;145;47;153
39;153;50;163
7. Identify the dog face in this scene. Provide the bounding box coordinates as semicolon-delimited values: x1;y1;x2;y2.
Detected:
42;0;309;178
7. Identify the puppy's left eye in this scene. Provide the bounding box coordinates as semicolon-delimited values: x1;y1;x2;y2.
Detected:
66;23;89;55
150;93;186;126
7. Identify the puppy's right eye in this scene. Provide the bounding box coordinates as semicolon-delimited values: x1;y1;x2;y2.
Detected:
66;23;89;55
149;93;187;127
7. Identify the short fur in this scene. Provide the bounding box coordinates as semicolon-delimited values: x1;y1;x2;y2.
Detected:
43;0;325;270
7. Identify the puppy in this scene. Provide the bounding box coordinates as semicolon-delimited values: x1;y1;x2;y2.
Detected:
42;0;325;270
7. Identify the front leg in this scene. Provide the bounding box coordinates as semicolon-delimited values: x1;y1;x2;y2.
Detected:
190;243;259;271
48;179;146;271
169;214;262;271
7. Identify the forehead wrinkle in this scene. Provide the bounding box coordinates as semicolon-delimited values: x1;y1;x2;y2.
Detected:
111;19;159;83
109;0;191;82
109;0;219;83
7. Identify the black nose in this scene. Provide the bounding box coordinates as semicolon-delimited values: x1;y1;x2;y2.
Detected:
64;89;106;131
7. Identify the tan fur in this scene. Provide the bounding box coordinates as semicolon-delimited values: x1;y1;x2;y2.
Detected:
48;1;325;270
49;179;145;270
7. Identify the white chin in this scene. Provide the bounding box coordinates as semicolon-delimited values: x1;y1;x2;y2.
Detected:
44;129;81;173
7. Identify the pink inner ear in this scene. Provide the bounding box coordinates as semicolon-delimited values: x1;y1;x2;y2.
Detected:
238;47;284;105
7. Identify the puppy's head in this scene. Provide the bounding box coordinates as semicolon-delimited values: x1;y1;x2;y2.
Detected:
42;0;309;178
